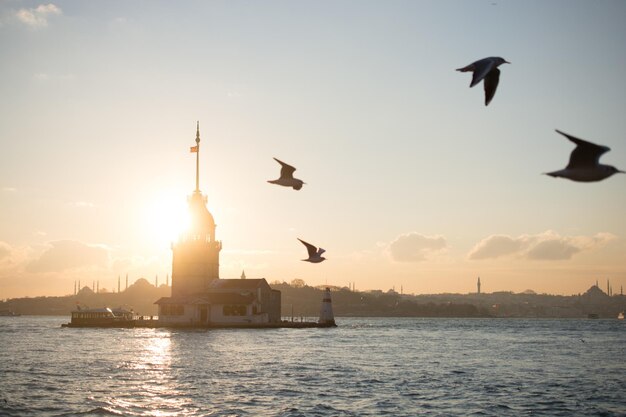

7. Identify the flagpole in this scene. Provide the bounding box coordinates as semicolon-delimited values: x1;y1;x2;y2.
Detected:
195;121;200;193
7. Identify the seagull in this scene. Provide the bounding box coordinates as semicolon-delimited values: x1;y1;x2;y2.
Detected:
298;238;326;263
268;157;305;190
545;130;624;182
456;57;510;106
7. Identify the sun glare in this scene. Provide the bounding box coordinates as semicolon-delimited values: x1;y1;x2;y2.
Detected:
142;191;190;248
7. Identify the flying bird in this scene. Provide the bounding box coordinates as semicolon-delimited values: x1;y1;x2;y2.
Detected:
545;130;624;182
456;56;510;106
268;157;305;190
298;238;326;263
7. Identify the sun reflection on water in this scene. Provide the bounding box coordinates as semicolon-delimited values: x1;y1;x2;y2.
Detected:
107;331;199;416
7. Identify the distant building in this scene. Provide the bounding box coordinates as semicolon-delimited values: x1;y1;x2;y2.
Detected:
155;124;281;325
477;277;481;295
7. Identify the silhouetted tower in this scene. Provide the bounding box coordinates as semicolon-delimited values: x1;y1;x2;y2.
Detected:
155;274;158;288
241;270;246;279
78;280;81;291
607;279;610;295
92;281;95;292
166;274;169;287
125;274;128;291
171;122;222;297
477;277;481;295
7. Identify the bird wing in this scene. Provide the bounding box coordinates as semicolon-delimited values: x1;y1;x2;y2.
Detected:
298;238;318;258
483;68;500;106
470;58;495;88
317;247;326;256
555;130;610;168
274;157;296;180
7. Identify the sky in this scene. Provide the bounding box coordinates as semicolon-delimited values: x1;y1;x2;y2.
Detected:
1;0;625;299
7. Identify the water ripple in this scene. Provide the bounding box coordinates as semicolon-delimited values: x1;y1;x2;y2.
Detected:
1;317;625;416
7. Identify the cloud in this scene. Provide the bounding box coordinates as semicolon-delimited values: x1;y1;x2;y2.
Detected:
0;242;33;271
26;240;109;273
468;235;525;260
526;239;580;260
33;73;75;82
388;233;447;262
468;231;616;261
0;242;11;261
15;3;61;28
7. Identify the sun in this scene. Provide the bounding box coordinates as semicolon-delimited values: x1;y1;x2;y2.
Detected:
142;191;190;248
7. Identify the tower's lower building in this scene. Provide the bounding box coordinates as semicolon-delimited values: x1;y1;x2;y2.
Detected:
156;278;281;325
155;124;281;326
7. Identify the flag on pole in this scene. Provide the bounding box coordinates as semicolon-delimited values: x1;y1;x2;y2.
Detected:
190;145;198;153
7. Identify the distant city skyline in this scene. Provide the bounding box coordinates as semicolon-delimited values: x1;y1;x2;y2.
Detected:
1;1;625;298
62;274;619;297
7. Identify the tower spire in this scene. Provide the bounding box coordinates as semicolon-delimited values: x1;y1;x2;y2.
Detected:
195;121;200;193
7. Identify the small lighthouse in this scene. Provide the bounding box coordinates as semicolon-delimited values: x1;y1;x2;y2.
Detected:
318;287;336;326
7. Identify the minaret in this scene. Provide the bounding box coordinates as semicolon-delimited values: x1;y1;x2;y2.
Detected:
166;274;169;287
171;122;222;297
241;270;246;279
125;274;128;291
155;274;158;288
477;277;481;295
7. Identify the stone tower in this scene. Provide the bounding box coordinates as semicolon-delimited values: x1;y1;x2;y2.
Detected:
477;276;481;295
171;123;222;297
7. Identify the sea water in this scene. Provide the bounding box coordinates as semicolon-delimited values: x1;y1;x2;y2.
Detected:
0;316;624;416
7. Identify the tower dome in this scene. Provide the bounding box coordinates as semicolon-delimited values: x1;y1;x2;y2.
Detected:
186;191;216;242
